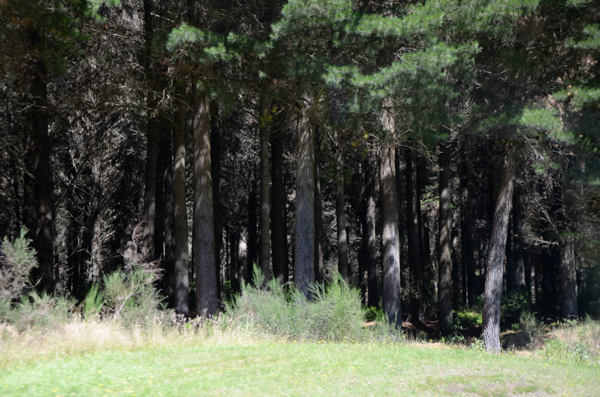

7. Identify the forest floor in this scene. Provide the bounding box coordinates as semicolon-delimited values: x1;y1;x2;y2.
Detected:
1;327;599;397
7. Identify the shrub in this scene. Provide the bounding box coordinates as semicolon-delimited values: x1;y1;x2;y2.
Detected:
2;292;74;332
226;267;396;342
453;309;483;330
0;228;37;303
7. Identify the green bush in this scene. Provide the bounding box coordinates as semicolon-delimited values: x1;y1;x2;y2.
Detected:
226;267;396;342
453;309;483;330
0;228;38;303
1;292;74;331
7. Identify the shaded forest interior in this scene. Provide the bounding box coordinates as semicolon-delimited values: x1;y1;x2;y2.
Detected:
1;0;600;351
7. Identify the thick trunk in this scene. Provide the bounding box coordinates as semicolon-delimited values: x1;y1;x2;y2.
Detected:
406;148;423;322
259;95;272;282
23;27;54;294
314;127;324;284
559;237;578;320
334;130;349;283
483;147;515;353
380;139;401;327
438;142;453;336
193;92;218;317
365;146;379;307
512;189;526;292
294;99;315;298
271;120;287;284
173;85;189;316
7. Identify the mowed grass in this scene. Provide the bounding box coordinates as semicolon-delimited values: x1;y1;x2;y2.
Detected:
1;339;599;397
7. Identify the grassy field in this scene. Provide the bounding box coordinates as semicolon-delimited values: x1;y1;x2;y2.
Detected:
1;335;599;397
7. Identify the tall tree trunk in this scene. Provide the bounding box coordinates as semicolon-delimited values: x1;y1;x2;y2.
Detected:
314;126;324;284
162;136;176;305
259;95;272;282
380;138;401;327
483;146;515;353
211;101;222;298
294;98;315;298
334;130;349;283
438;142;453;335
154;134;166;264
23;26;54;294
406;148;423;322
271;117;287;284
512;188;526;292
247;168;258;282
506;217;515;293
173;84;189;316
142;0;158;260
559;237;578;320
365;145;379;307
193;92;218;317
461;161;478;308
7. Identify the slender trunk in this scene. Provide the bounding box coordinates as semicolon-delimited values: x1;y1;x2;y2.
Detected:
271;118;286;284
173;84;189;316
21;25;54;294
559;237;578;320
294;98;315;298
461;162;477;308
314;127;324;284
365;145;379;307
512;189;526;292
247;169;258;281
406;148;423;322
438;142;453;335
334;130;349;282
259;95;272;282
193;92;218;317
483;147;515;353
154;135;166;264
211;101;222;298
380;138;401;327
163;137;176;305
506;217;515;293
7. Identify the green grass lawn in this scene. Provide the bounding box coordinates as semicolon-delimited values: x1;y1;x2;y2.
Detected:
1;340;599;396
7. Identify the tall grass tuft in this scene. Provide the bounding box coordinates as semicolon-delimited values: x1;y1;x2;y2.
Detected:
226;267;397;342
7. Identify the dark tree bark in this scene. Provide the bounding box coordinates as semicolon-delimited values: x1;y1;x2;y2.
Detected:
559;237;578;320
271;118;287;284
334;130;349;283
247;168;258;282
314;126;324;284
365;145;379;307
380;138;401;327
406;148;423;322
193;92;218;317
259;95;272;282
483;147;515;353
506;217;515;293
211;101;222;298
438;142;453;335
162;136;176;305
294;99;315;298
512;188;526;292
22;25;54;293
461;161;478;308
173;84;189;316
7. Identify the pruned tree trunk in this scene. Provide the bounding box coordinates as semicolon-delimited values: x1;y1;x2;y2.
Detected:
22;25;54;294
461;161;478;308
173;83;189;316
294;97;315;298
406;147;423;322
334;129;349;283
314;127;324;284
193;91;218;317
247;168;257;282
483;146;515;353
271;115;287;284
559;236;578;320
211;101;222;299
365;144;379;307
259;95;272;282
512;188;526;292
381;140;401;327
438;142;453;335
162;136;176;305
